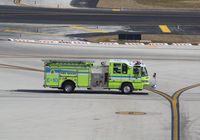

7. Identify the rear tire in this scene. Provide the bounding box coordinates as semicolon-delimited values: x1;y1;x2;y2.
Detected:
62;82;75;93
121;83;133;94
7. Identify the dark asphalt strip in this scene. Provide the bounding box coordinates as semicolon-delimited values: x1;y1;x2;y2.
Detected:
70;0;99;8
0;6;200;26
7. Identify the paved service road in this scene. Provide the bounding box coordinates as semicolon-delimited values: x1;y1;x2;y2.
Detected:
146;83;200;140
0;41;199;95
0;41;199;140
0;41;200;61
0;6;200;26
0;89;171;140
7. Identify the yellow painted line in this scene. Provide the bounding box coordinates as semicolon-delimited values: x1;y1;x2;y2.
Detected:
112;9;121;12
69;26;107;33
172;99;179;140
146;83;200;140
144;87;172;102
159;25;171;33
145;46;158;48
173;83;200;99
171;83;200;140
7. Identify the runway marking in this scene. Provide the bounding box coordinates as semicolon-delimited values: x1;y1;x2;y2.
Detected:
145;46;158;48
159;25;171;33
69;26;107;33
145;83;200;140
112;9;121;12
173;83;200;99
116;111;146;115
145;87;172;102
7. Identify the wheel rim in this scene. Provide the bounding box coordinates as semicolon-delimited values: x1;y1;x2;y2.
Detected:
124;86;131;93
65;85;72;92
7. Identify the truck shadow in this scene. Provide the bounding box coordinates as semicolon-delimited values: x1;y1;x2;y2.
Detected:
12;89;149;95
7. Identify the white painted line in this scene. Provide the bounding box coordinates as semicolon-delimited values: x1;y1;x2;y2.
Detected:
149;43;168;46
172;43;192;46
7;38;198;47
99;42;119;45
125;43;145;45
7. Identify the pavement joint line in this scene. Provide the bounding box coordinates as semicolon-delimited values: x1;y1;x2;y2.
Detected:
159;25;171;33
3;29;63;36
116;111;146;115
0;64;43;72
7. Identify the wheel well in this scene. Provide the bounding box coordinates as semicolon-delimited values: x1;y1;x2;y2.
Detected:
62;80;76;88
121;82;133;89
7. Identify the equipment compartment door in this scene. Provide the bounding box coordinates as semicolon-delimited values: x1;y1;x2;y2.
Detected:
45;68;59;87
77;69;90;87
108;63;122;89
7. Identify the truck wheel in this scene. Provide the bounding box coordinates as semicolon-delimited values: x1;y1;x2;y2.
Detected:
121;83;133;94
62;82;75;93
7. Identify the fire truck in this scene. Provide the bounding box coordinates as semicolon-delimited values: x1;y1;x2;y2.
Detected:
43;59;155;93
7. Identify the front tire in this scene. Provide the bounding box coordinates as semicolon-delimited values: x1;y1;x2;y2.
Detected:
62;82;75;93
121;83;133;94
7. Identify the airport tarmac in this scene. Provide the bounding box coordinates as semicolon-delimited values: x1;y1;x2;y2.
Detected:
0;41;199;140
0;2;199;140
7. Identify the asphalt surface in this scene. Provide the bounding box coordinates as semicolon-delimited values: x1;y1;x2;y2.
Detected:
1;6;200;26
70;0;99;8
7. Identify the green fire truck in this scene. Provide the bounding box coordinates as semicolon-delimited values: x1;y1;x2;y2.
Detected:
43;59;154;93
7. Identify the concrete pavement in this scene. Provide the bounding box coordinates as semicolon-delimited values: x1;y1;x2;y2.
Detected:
0;41;199;140
0;89;171;140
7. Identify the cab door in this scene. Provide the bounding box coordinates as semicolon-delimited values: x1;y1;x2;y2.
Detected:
108;63;129;89
121;63;129;79
132;66;142;89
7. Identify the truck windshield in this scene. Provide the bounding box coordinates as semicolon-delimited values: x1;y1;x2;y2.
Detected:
141;67;148;76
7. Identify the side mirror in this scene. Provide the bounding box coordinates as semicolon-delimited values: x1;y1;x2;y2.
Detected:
153;73;156;78
152;73;157;89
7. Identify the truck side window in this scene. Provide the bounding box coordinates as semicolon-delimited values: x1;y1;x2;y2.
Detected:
133;67;140;75
113;63;121;74
122;63;128;74
51;70;55;74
